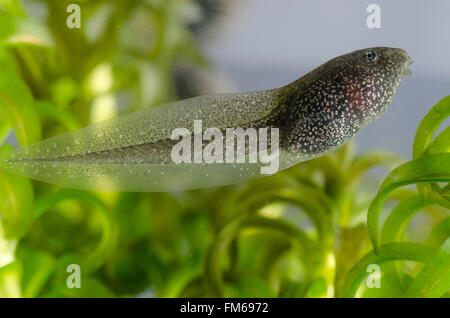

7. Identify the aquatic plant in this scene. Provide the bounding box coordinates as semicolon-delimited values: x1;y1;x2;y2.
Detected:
0;0;448;298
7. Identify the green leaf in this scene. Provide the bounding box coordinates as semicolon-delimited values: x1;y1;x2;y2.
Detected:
380;195;433;244
426;217;450;249
0;223;16;268
407;239;450;298
413;96;450;159
0;0;25;16
426;126;450;155
36;100;81;131
20;250;55;298
378;195;435;293
0;260;21;297
0;47;19;74
225;275;276;298
39;253;115;297
44;277;115;298
0;54;41;145
222;185;331;241
342;243;436;298
0;145;34;239
410;96;450;209
305;278;328;298
0;119;11;144
0;10;14;42
205;215;316;297
33;191;117;273
367;153;450;251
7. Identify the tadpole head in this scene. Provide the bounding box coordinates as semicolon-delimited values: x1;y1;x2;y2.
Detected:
283;47;412;155
330;47;413;124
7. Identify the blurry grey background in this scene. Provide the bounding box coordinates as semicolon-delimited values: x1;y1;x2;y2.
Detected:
197;0;450;158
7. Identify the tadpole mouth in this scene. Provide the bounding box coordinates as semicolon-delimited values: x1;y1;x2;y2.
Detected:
403;57;413;78
386;48;413;78
394;48;413;78
403;68;413;78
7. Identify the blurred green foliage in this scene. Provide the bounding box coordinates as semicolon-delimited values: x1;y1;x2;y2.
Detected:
0;0;448;298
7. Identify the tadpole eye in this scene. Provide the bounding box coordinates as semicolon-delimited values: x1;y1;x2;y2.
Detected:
364;50;377;62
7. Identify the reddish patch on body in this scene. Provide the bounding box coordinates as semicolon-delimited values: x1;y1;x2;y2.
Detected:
344;83;365;111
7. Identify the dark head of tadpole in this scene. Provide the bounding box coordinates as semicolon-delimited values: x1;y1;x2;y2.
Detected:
335;47;412;121
281;47;412;156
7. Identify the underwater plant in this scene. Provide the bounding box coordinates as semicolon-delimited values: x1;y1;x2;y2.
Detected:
0;0;448;298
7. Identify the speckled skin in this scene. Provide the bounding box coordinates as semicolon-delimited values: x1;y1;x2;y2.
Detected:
280;47;412;157
0;47;412;191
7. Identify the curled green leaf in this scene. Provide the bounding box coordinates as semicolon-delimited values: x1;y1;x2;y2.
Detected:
342;242;436;298
367;153;450;251
381;195;433;245
407;238;450;298
426;126;450;155
33;191;117;273
413;96;450;208
413;96;450;159
20;250;55;298
205;215;316;297
426;217;450;248
379;195;434;292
